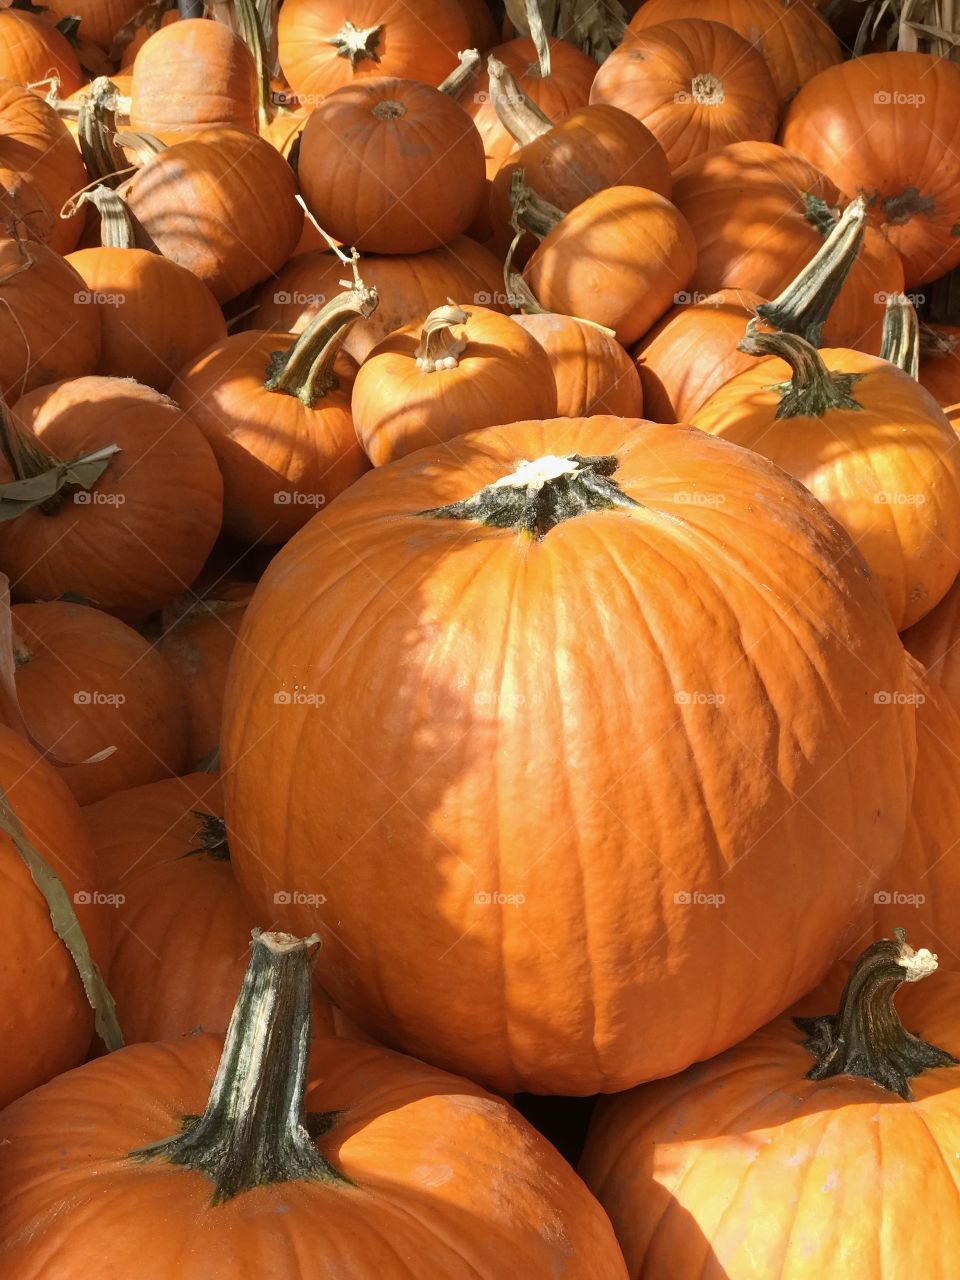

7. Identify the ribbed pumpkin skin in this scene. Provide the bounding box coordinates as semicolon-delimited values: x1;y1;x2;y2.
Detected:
0;80;87;255
223;416;916;1095
692;350;960;631
0;10;84;94
671;141;905;355
628;0;840;104
298;78;485;255
512;312;644;417
40;0;144;50
523;186;698;347
590;20;778;169
0;725;109;1108
123;128;303;302
278;0;471;102
129;19;259;134
634;288;761;422
0;239;101;399
0;377;223;622
580;970;960;1280
918;325;960;429
0;1034;628;1280
66;246;227;392
782;53;960;288
903;575;960;710
250;238;507;362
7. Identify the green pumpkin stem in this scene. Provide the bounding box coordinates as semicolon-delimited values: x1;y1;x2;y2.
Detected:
131;930;348;1203
879;293;920;378
757;195;869;347
795;928;957;1101
439;48;481;97
487;54;553;145
738;319;865;418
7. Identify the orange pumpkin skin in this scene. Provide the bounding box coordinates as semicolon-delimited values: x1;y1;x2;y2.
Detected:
278;0;471;103
782;53;960;289
0;377;223;622
12;601;188;806
671;141;904;355
65;246;227;392
170;330;371;544
129;18;259;134
352;305;559;464
903;575;960;710
512;312;644;417
298;78;485;255
40;0;144;51
119;9;178;67
0;10;84;95
628;0;840;105
0;725;110;1108
222;417;915;1095
917;324;960;430
633;288;761;422
590;20;779;169
523;186;698;347
250;237;507;362
0;79;87;255
692;347;960;631
123;128;303;302
0;239;101;399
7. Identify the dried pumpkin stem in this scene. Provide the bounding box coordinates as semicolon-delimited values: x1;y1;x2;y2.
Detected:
487;54;553;144
415;302;471;372
185;811;230;859
72;185;138;249
131;930;348;1203
508;169;564;239
879;292;920;378
738;319;865;418
795;928;957;1100
439;48;481;96
264;277;379;407
76;77;130;188
327;19;383;69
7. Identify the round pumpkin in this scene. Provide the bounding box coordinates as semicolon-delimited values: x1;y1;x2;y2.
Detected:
590;19;778;169
918;324;960;429
513;312;644;417
222;416;916;1095
0;9;84;95
41;0;146;52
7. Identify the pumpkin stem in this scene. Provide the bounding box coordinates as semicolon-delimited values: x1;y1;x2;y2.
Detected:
487;54;553;145
756;195;869;348
130;930;347;1202
508;168;564;240
326;19;383;69
419;452;641;539
76;77;133;188
795;928;957;1101
70;184;140;249
0;398;122;519
185;811;230;860
415;301;471;372
690;72;724;105
439;47;481;96
879;293;920;378
803;191;842;238
222;0;273;128
264;268;379;407
738;319;865;418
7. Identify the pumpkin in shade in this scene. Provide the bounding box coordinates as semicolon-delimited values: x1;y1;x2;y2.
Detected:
628;0;840;105
0;9;84;95
590;20;778;169
782;53;960;289
903;574;960;712
250;238;507;362
170;276;373;544
222;416;916;1095
122;127;303;302
0;377;223;622
691;312;960;632
278;0;471;102
513;312;644;417
521;183;697;347
297;78;485;255
581;932;960;1279
0;724;111;1108
917;324;960;429
352;302;558;465
41;0;145;52
0;931;629;1278
119;8;178;66
129;18;259;134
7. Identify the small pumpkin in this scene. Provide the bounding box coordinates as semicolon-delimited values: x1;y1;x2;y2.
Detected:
513;312;644;417
0;9;85;95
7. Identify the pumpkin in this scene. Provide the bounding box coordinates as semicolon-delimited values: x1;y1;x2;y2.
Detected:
903;575;960;711
170;276;374;543
782;52;960;289
671;141;905;355
122;127;303;302
458;0;498;51
297;77;485;255
513;312;644;417
691;319;960;631
156;585;255;768
40;0;146;52
250;237;507;362
0;376;223;622
352;302;559;464
627;0;840;105
521;184;698;347
0;9;85;95
0;237;101;399
119;8;178;67
222;416;916;1095
917;324;960;429
0;723;111;1108
0;79;88;255
0;930;629;1277
590;19;778;169
278;0;471;103
129;18;259;134
581;931;960;1278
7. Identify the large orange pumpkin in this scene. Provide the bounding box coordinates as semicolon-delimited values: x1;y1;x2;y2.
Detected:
222;417;916;1095
0;9;84;95
513;312;644;417
41;0;145;52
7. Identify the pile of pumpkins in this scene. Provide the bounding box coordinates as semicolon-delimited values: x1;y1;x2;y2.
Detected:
2;0;960;1274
